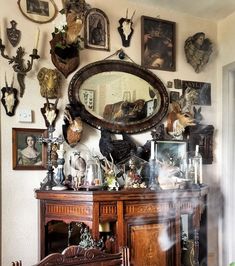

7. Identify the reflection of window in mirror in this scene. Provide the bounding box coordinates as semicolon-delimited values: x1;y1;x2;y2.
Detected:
123;91;131;101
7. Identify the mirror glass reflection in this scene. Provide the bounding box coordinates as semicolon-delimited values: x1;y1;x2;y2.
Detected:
79;72;161;124
68;59;169;134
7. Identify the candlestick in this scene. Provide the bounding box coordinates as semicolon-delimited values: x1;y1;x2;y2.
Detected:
0;39;40;97
35;28;40;50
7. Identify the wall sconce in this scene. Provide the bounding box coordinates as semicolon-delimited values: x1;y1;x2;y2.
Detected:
0;29;40;97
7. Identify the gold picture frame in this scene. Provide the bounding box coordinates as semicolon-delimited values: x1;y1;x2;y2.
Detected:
12;128;47;170
17;0;57;24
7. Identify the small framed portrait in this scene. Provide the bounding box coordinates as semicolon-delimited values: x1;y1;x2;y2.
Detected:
156;140;187;168
141;16;176;71
169;91;180;103
17;0;57;23
84;8;110;51
12;128;47;170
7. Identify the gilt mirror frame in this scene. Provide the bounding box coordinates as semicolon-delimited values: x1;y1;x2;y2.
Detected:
68;59;169;134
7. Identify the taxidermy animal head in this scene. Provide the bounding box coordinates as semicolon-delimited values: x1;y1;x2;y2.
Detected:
166;102;195;140
37;67;61;99
118;9;135;47
1;74;18;116
41;96;59;127
66;9;83;45
63;107;83;147
193;106;203;124
61;0;90;45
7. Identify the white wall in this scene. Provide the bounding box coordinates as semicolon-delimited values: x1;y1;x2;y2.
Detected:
217;12;235;266
0;0;219;265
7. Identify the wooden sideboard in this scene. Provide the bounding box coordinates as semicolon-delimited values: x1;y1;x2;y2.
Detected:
35;186;208;266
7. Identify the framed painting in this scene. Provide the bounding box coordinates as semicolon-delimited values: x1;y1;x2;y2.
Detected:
156;140;187;168
84;8;110;51
17;0;57;23
12;128;47;170
169;91;180;103
141;16;176;71
182;80;211;106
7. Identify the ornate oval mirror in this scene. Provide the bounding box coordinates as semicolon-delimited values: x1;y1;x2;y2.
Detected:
68;60;169;134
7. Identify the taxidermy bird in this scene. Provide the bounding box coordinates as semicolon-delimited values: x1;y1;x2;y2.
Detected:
99;129;137;164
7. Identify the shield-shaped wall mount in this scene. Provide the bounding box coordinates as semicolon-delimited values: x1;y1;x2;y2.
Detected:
7;20;21;47
50;33;80;78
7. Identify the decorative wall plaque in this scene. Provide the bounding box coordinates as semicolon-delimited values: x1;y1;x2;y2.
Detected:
7;20;21;47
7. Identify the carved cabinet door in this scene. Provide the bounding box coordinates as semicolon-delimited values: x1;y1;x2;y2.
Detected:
128;220;175;266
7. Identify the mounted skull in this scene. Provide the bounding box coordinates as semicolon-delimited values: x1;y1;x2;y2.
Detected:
117;9;135;47
1;74;18;117
41;94;59;127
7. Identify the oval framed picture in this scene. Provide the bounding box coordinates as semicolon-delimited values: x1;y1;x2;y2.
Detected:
17;0;57;24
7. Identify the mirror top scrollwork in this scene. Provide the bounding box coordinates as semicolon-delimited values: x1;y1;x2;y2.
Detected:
68;60;169;134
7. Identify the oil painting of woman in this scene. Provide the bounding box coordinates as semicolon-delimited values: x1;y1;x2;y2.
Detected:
18;135;42;165
13;128;45;170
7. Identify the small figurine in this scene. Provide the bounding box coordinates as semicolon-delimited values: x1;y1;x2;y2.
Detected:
127;157;142;184
51;143;58;168
101;157;119;191
70;152;86;190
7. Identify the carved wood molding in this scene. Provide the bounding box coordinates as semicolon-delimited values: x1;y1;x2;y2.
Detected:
100;202;117;216
34;246;123;266
125;202;173;216
46;203;92;217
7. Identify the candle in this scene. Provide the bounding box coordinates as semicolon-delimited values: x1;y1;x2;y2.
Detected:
34;28;40;50
150;140;155;160
0;24;1;39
